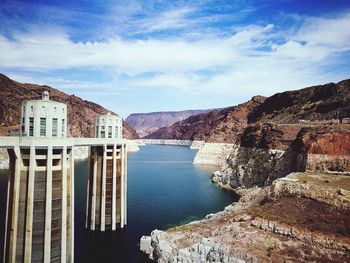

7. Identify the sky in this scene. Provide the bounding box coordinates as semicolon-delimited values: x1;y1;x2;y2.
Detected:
0;0;350;118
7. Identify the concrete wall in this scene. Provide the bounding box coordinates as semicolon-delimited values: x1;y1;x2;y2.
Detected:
3;146;74;263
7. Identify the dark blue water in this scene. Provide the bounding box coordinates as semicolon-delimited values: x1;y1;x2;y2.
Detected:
0;145;238;262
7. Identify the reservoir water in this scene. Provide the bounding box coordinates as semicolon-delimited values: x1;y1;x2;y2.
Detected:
0;145;237;262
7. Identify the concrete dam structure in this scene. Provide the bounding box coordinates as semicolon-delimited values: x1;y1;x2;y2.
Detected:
0;92;127;263
86;114;127;231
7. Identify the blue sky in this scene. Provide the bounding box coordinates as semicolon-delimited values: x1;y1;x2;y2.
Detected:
0;0;350;118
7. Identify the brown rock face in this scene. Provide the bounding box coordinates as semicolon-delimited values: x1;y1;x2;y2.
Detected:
292;126;350;156
248;79;350;124
126;109;214;138
145;96;266;143
0;73;139;139
216;124;350;189
147;174;350;263
240;123;285;149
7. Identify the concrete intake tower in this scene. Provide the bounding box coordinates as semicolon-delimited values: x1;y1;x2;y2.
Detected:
1;92;128;263
86;113;127;231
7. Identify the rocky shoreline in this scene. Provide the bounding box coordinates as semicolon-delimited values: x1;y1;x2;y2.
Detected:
141;172;350;262
134;139;237;167
140;124;350;262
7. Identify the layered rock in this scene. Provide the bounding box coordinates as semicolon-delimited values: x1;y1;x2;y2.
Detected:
145;96;266;143
0;149;9;169
126;140;141;152
189;140;205;150
126;109;214;138
248;79;350;124
0;73;139;139
73;146;89;159
213;124;350;189
142;172;350;262
214;147;292;188
193;143;237;166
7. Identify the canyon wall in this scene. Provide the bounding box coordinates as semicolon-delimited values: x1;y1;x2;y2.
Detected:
141;172;350;263
145;96;266;143
126;109;214;138
0;149;9;170
192;143;237;166
212;125;350;189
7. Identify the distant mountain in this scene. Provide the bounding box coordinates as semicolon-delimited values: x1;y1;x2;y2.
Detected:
0;73;139;139
145;96;266;143
248;79;350;124
126;109;214;138
146;79;350;143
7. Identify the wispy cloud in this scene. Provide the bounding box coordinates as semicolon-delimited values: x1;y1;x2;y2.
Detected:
138;7;196;32
1;1;350;116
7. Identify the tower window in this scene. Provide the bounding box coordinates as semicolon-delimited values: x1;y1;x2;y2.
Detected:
29;117;34;136
62;119;65;136
21;117;25;136
40;118;46;136
52;118;58;137
108;126;112;138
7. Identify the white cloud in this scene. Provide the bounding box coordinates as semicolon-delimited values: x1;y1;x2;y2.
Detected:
138;7;196;32
0;10;349;108
295;14;350;50
0;32;236;74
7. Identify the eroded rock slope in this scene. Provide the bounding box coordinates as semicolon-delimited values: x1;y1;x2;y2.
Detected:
0;73;139;139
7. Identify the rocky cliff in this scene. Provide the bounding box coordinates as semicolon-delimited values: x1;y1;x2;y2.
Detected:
213;124;350;189
142;172;350;262
0;73;139;139
248;79;350;124
192;143;237;166
140;79;350;263
126;109;213;138
145;96;266;143
146;79;350;143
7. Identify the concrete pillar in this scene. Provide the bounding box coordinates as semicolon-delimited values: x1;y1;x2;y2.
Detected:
44;146;53;263
88;149;98;230
85;149;91;229
24;146;35;263
112;144;117;230
120;144;125;228
61;146;67;263
3;152;11;263
6;147;21;263
101;145;107;231
70;147;75;263
124;144;128;225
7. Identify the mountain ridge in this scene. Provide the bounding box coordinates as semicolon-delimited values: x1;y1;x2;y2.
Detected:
0;73;139;139
126;109;215;138
145;96;266;143
146;79;350;143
